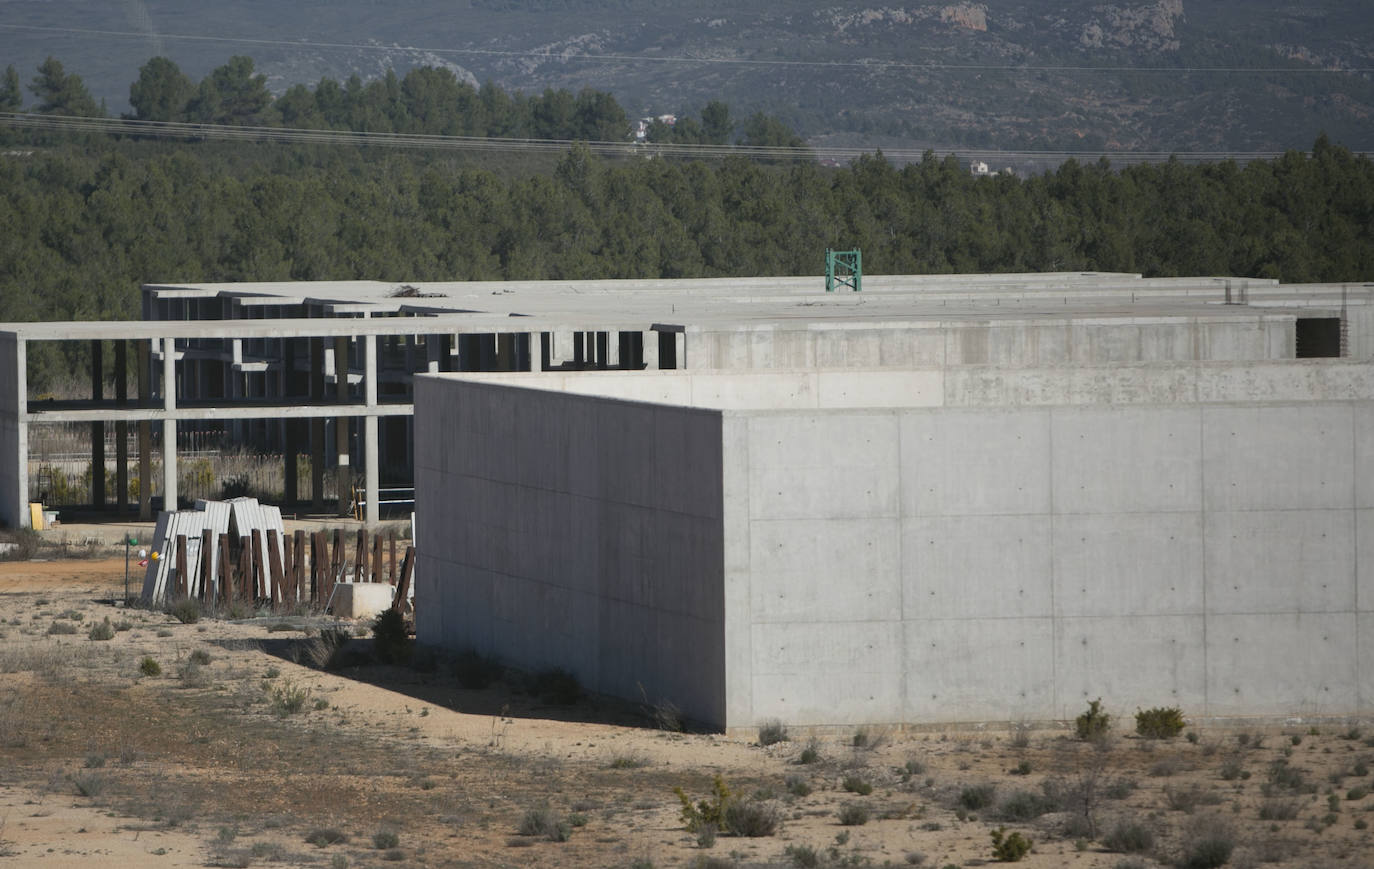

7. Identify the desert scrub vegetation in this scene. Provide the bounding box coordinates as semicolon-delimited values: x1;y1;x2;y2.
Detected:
676;775;777;837
87;617;114;640
842;774;873;796
165;597;201;624
1076;698;1112;741
1178;815;1235;869
958;783;997;811
518;804;571;842
989;827;1032;862
758;718;788;746
370;609;411;665
138;656;161;676
268;679;312;716
836;802;870;826
1136;706;1186;739
1102;819;1154;853
305;828;348;847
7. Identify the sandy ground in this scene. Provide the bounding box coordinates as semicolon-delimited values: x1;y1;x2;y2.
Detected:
1;554;1372;869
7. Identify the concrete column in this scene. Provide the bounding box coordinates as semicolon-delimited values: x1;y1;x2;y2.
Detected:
90;340;105;508
363;333;378;527
137;342;151;520
162;337;177;511
643;330;660;370
309;338;325;510
334;336;350;517
115;341;128;514
426;334;442;374
0;333;27;529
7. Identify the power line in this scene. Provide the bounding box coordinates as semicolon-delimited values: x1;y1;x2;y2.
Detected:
1;22;1370;75
3;112;1356;166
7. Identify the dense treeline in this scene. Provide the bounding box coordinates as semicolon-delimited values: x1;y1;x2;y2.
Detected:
1;59;1372;389
2;133;1369;321
3;54;805;147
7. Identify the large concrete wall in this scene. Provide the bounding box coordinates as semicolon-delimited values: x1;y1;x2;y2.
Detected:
412;376;728;726
414;366;1374;729
687;316;1298;371
0;333;25;529
726;400;1373;727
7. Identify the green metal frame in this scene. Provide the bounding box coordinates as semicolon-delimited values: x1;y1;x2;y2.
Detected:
825;248;862;292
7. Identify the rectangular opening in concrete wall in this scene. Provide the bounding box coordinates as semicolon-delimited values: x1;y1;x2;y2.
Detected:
1296;317;1342;358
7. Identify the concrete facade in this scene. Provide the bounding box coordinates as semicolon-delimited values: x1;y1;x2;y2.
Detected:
413;377;727;724
415;365;1374;729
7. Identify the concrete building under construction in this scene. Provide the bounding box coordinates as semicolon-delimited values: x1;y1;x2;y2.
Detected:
3;271;1373;728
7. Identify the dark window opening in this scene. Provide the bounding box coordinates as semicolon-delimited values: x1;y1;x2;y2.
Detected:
1296;318;1342;358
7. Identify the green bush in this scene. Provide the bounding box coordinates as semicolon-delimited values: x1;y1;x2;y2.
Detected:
1180;817;1234;869
47;620;79;635
784;844;820;867
518;805;570;842
724;799;780;837
998;790;1053;821
785;774;812;797
166;597;200;624
1076;698;1112;741
837;802;870;826
959;783;997;810
843;775;873;796
1135;706;1186;739
990;827;1032;862
1103;820;1154;853
87;618;115;641
758;718;788;746
268;680;311;716
138;656;161;677
371;609;411;665
189;649;212;665
305;828;348;847
676;775;733;833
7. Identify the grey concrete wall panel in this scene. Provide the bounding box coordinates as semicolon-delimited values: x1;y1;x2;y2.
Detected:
747;518;901;623
751;621;904;725
1360;510;1374;615
1053;615;1206;718
414;377;727;727
903;618;1056;721
746;413;899;520
1356;404;1374;510
1052;513;1205;618
902;516;1053;620
1202;405;1354;511
901;410;1051;516
1205;613;1357;717
417;369;1374;728
1204;510;1356;614
1051;407;1202;514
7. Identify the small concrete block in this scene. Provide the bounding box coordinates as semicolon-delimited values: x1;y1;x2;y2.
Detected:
329;582;394;619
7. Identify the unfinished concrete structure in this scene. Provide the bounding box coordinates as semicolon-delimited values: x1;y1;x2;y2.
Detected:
11;271;1363;531
4;272;1374;730
400;272;1374;729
